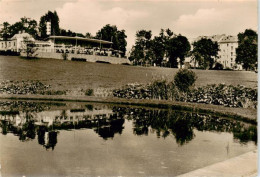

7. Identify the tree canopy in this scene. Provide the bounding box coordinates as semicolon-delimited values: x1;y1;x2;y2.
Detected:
130;28;190;67
96;24;127;56
39;11;60;38
191;38;219;69
235;29;257;70
0;18;38;39
167;35;190;68
129;30;153;65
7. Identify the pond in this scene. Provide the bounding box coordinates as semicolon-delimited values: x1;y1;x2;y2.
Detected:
0;100;257;176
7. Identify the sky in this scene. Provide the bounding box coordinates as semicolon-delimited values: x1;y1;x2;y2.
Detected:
0;0;257;51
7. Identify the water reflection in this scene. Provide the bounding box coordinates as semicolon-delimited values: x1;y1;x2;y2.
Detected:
0;102;257;150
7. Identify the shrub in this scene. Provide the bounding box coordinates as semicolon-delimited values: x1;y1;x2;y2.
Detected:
149;80;168;100
85;89;94;96
62;53;68;60
174;69;197;92
213;62;223;70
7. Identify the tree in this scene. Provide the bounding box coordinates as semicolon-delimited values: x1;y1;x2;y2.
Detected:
191;38;219;69
1;18;38;39
236;29;257;70
85;32;93;38
22;36;37;58
150;29;173;66
166;35;191;68
96;24;127;56
0;22;11;40
39;11;60;38
129;30;153;65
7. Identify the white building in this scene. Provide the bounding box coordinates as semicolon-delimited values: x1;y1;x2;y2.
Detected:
187;34;242;70
0;32;35;52
218;35;240;69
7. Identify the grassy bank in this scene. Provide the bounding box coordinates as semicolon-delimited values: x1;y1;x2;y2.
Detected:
0;56;257;93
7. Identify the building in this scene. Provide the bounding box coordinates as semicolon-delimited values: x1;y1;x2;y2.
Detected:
0;32;34;52
187;34;242;70
218;35;240;69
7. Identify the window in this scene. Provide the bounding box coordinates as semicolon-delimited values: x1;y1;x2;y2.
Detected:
227;44;229;47
231;46;233;50
231;52;233;56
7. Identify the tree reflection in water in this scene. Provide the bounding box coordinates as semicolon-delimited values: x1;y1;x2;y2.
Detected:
0;104;257;150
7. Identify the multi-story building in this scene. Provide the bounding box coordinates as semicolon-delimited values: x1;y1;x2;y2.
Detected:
218;35;240;69
187;34;242;70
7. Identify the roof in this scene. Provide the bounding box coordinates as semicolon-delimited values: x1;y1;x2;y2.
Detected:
218;35;238;43
48;36;113;45
194;34;238;43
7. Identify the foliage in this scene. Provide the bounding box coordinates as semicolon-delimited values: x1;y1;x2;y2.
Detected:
129;30;153;65
149;80;168;100
166;35;191;68
191;38;219;69
213;62;224;70
96;24;127;56
236;29;258;70
113;82;257;109
60;29;85;37
39;11;60;38
62;53;68;60
85;89;94;96
174;69;197;92
130;28;190;67
0;18;38;39
22;36;37;58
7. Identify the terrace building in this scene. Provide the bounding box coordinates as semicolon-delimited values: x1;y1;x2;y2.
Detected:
0;32;130;64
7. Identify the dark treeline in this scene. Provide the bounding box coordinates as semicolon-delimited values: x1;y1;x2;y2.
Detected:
129;29;191;68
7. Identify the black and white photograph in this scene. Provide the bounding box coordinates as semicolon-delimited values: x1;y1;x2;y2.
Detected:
0;0;258;176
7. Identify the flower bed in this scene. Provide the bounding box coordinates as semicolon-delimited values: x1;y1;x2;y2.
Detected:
113;82;257;109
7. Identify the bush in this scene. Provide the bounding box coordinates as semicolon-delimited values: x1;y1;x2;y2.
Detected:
174;69;197;92
62;53;68;60
85;89;94;96
213;62;223;70
149;80;168;100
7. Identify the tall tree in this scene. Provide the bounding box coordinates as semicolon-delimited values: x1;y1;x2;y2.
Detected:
166;35;191;68
191;38;219;69
236;29;257;70
129;30;153;65
96;24;127;56
39;11;60;38
150;28;173;66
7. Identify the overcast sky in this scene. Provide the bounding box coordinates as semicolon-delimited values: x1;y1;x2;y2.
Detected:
0;0;257;51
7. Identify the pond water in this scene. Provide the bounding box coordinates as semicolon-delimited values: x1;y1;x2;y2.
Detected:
0;101;257;177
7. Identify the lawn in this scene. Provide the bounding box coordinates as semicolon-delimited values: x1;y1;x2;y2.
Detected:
0;56;257;93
